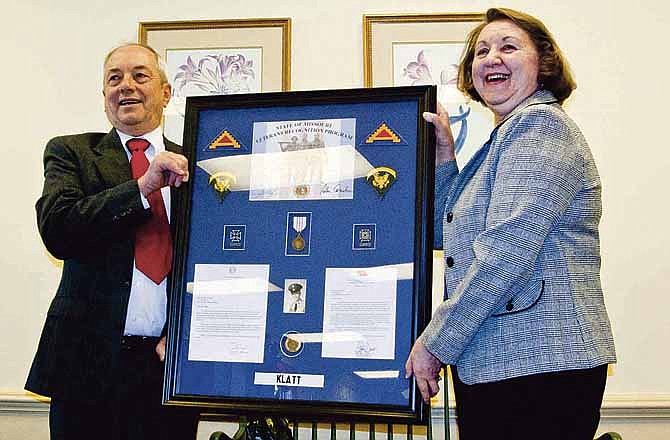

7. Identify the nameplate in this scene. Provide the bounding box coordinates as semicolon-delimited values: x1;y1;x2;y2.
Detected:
254;372;325;388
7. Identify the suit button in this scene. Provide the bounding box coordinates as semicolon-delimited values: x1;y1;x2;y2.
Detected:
506;302;514;311
446;257;454;268
122;280;130;287
446;212;454;223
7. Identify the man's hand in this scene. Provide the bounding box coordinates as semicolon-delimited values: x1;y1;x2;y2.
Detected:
422;102;456;166
405;340;443;403
155;336;166;362
137;151;189;197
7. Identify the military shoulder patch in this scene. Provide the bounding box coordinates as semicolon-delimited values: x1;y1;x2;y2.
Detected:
209;171;237;202
363;122;405;145
207;129;241;151
366;166;397;199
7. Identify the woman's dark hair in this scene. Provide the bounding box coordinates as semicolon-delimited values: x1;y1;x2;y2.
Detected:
458;8;576;104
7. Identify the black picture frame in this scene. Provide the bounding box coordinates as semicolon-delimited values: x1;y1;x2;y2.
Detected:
165;85;436;423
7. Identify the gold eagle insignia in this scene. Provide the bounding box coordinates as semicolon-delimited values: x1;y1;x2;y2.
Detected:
366;166;397;199
208;171;237;202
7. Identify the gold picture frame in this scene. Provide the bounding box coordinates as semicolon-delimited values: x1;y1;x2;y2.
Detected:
363;13;483;87
139;18;291;92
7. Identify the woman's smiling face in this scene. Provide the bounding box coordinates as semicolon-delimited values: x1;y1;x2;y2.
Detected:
472;19;540;123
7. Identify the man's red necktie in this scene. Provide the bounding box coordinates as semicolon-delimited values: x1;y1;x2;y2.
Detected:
126;138;173;284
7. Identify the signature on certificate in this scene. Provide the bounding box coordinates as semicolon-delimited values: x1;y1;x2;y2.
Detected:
321;183;352;194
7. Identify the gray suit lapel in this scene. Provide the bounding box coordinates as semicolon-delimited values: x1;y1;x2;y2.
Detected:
164;138;184;235
445;90;560;207
92;129;132;187
165;138;182;155
164;138;183;212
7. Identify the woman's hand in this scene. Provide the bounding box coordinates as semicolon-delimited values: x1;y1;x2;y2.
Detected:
423;102;456;166
405;340;443;403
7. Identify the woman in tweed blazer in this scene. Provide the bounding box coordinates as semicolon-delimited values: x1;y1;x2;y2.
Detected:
405;8;616;440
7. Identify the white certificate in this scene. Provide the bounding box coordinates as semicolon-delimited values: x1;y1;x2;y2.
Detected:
321;266;398;359
196;146;374;197
188;264;269;363
249;118;357;201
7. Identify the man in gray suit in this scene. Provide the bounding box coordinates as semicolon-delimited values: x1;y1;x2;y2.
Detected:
26;43;198;440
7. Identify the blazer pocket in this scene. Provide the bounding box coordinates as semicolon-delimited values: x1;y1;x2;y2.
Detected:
492;279;545;316
47;296;91;319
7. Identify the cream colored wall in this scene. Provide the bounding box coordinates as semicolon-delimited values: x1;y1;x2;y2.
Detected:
1;0;669;433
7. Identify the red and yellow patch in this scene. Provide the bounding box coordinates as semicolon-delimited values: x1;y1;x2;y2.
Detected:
365;122;401;144
208;130;241;150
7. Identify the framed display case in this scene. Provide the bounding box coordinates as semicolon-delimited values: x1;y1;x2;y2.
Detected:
164;85;436;422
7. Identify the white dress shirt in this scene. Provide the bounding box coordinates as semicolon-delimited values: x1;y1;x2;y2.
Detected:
117;127;170;337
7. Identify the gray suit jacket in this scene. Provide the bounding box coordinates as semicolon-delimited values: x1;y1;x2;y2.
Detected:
26;129;180;400
421;90;616;384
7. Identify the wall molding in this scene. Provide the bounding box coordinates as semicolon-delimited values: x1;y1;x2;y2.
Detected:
2;392;669;419
600;394;670;419
432;394;670;421
0;392;49;415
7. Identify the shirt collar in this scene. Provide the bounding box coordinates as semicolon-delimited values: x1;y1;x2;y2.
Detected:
116;126;165;155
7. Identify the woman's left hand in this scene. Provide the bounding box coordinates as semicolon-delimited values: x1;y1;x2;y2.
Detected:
405;340;443;403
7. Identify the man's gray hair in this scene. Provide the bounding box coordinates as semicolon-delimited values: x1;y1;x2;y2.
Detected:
103;43;169;85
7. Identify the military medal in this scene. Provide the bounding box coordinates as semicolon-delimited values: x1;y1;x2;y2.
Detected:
291;216;307;251
366;166;397;199
284;336;302;353
280;331;304;357
208;171;236;202
285;212;312;256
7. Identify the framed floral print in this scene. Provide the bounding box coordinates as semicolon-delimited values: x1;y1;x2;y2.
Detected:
139;18;291;144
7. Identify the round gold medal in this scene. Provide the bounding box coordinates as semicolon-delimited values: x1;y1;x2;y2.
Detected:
292;234;305;251
284;337;302;353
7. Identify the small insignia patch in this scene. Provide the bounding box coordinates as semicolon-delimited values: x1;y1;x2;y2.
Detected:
208;171;237;201
366;166;397;199
208;130;241;150
365;122;402;144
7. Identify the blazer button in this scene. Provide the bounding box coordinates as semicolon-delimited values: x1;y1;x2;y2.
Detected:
122;280;130;287
506;302;514;311
446;257;454;268
446;212;454;223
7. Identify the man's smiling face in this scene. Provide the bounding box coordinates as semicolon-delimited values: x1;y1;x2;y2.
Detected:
103;45;171;136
